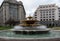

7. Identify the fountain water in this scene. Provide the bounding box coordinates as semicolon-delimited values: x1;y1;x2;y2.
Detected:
12;16;50;34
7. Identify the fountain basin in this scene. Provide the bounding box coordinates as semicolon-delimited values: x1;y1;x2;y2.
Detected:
13;25;50;34
0;30;60;41
13;30;49;34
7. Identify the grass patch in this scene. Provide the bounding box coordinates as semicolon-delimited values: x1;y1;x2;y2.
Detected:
0;26;13;30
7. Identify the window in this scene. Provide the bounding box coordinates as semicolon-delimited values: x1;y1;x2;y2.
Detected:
46;16;48;18
59;10;60;12
46;14;48;15
49;9;51;11
35;12;37;14
46;11;48;13
35;17;37;18
52;5;55;7
59;18;60;20
35;14;37;16
59;13;60;14
40;12;42;14
52;9;55;10
49;11;51;13
52;14;54;15
52;16;54;18
40;17;42;18
53;19;54;21
49;19;51;21
43;11;45;13
49;6;51;7
46;19;48;21
43;19;45;21
43;14;45;16
41;19;42;21
41;14;42;16
43;17;45;18
52;11;54;13
49;14;51;15
59;16;60;17
49;16;51;18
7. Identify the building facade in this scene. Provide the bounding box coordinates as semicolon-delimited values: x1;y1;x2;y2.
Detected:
0;0;26;25
33;4;60;27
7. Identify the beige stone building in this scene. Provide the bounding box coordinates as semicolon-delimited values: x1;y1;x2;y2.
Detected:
34;4;59;21
0;0;26;25
33;4;60;27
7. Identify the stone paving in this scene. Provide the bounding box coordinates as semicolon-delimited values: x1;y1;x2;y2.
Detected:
0;38;60;41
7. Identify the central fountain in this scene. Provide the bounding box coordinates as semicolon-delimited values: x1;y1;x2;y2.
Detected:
13;16;50;34
0;16;60;41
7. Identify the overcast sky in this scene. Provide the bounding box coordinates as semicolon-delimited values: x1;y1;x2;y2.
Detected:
0;0;60;17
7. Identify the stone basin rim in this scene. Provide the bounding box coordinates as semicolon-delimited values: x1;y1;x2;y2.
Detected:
0;36;60;40
0;30;60;31
0;30;59;40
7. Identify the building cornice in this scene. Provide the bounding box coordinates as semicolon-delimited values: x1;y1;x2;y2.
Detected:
0;1;23;8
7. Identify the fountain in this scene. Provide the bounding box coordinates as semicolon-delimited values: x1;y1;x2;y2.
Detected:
0;16;60;41
13;16;50;34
